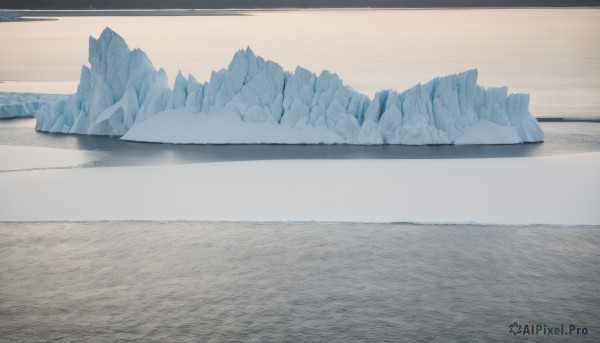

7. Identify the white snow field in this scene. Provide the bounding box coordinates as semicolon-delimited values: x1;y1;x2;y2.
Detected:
0;149;598;225
0;145;100;171
35;27;544;145
0;92;65;118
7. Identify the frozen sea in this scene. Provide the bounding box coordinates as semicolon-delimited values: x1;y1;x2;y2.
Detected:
1;126;599;342
1;8;600;342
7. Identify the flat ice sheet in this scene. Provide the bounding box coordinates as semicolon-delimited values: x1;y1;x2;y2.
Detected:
1;150;598;225
0;145;100;171
123;109;343;144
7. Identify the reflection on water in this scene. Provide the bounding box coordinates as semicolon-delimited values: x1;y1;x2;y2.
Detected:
1;221;598;342
2;119;600;167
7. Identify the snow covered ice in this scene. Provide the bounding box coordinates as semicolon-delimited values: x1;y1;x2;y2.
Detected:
0;93;65;118
1;151;599;224
0;11;21;22
35;27;544;145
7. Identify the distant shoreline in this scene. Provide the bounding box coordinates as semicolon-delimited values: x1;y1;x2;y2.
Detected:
1;1;599;11
537;117;600;123
3;9;245;18
1;7;598;20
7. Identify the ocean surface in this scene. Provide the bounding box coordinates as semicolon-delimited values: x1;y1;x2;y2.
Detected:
1;118;600;168
0;222;598;342
1;9;600;342
1;122;598;342
0;8;599;119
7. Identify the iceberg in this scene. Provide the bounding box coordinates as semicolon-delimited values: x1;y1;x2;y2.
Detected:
35;28;169;135
0;11;20;22
0;92;65;119
35;27;544;145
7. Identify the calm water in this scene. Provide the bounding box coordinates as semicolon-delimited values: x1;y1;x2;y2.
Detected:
0;9;599;118
1;118;600;168
0;222;598;342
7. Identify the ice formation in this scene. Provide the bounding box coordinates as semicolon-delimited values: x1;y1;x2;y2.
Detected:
35;27;544;145
0;93;65;119
0;11;20;22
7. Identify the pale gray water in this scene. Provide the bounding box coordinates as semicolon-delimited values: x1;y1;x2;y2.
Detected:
1;118;600;168
0;222;598;342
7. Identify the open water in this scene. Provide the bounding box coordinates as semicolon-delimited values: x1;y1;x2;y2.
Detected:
1;222;599;342
0;118;599;167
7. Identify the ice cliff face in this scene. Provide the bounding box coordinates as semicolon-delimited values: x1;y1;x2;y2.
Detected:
35;28;170;136
35;27;544;145
0;93;65;118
